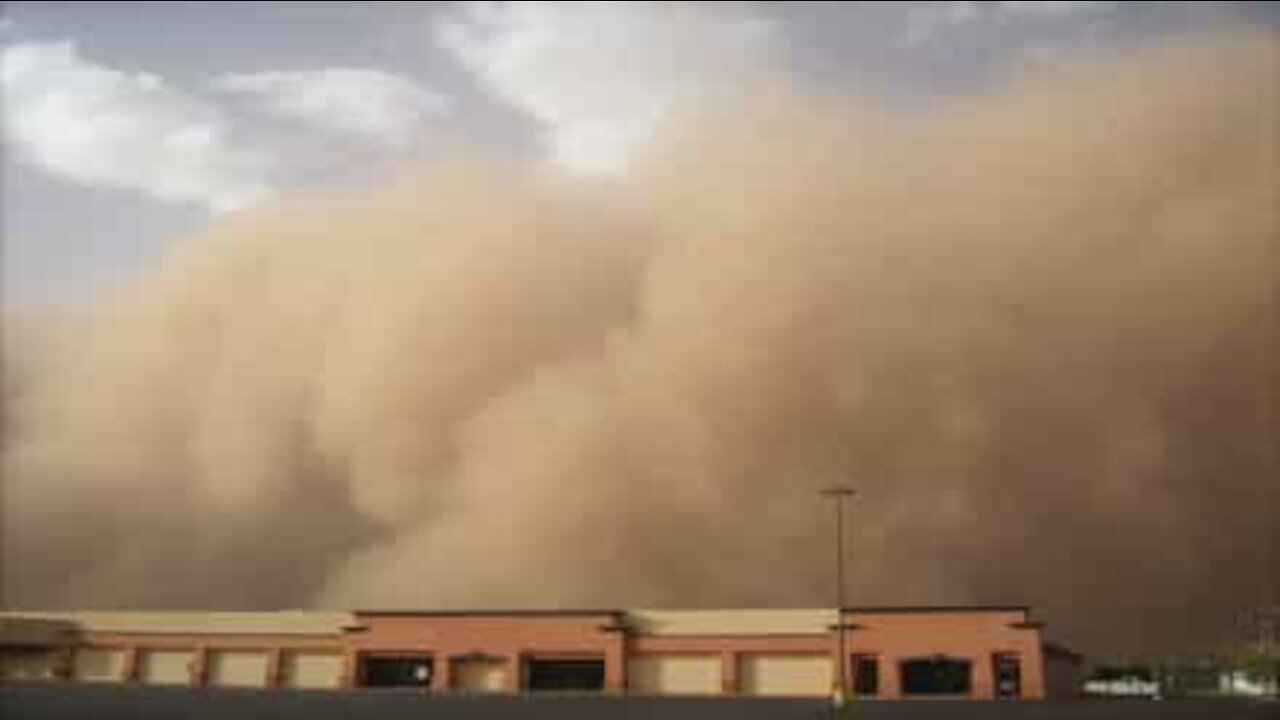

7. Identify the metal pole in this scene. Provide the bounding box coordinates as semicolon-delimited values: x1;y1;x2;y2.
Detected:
835;493;845;703
823;487;857;706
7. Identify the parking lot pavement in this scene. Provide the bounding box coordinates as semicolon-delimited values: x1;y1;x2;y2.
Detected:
2;684;1276;720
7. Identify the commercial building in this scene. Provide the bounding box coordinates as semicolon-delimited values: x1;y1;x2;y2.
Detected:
0;606;1081;699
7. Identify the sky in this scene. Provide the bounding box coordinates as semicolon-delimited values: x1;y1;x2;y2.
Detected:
1;2;1278;655
1;0;1277;307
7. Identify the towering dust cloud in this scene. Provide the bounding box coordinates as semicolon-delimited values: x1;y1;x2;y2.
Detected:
2;32;1277;657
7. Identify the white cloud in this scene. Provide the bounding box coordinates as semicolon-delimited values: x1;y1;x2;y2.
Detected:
905;0;1115;45
215;69;449;148
998;1;1113;19
434;1;781;176
905;1;981;47
1;40;272;212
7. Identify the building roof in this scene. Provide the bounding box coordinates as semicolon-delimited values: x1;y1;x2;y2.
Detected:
0;607;1045;641
0;611;359;636
355;609;623;618
0;616;79;646
843;605;1030;614
627;609;838;636
1043;640;1084;660
354;607;1033;619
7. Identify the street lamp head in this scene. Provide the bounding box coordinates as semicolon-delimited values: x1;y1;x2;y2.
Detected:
821;487;858;498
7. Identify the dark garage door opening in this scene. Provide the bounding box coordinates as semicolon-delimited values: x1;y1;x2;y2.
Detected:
854;655;879;696
360;655;433;687
523;658;605;692
900;656;972;696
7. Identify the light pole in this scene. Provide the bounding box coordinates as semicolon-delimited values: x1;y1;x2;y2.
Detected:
822;486;857;707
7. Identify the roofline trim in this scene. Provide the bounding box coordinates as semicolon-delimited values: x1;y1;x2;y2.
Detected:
1043;641;1083;660
841;605;1030;614
355;607;1030;616
354;609;624;618
6;606;1032;616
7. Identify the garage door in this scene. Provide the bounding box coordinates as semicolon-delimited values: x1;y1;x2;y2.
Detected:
524;657;605;692
0;649;52;680
138;650;192;685
627;655;721;695
739;655;830;697
73;648;125;682
280;652;342;689
208;650;268;687
453;658;506;692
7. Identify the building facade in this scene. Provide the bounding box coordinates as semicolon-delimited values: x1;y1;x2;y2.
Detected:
0;607;1081;700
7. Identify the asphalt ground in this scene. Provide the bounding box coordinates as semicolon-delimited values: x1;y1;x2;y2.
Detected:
2;683;1277;720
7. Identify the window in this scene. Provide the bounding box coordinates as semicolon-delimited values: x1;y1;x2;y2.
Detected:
854;655;879;696
900;656;972;696
994;653;1021;699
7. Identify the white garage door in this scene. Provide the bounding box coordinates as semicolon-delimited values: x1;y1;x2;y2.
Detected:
280;652;343;689
73;648;125;682
628;655;721;695
138;650;192;685
739;655;831;697
208;651;268;687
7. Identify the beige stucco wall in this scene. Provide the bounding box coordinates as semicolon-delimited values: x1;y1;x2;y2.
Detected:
627;655;721;695
352;612;625;693
845;610;1044;699
0;607;1068;700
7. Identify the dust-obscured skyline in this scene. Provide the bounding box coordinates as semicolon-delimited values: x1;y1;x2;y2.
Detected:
3;21;1277;660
